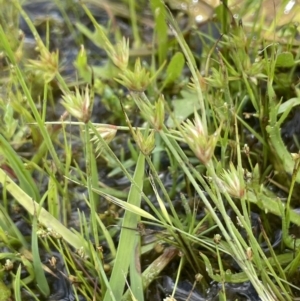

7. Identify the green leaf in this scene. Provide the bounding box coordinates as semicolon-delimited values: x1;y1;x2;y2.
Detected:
163;52;185;86
275;52;295;68
0;169;88;251
74;45;92;83
0;278;11;301
277;97;300;115
103;152;145;301
166;90;200;127
150;0;168;64
13;265;22;301
32;215;50;297
266;103;300;184
0;134;40;201
0;204;28;248
93;190;158;221
0;24;64;173
200;252;249;283
76;22;107;50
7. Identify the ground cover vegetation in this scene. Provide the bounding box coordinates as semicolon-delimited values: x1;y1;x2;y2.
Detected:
1;0;300;300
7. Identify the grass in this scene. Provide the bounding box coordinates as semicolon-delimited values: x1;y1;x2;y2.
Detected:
1;0;300;300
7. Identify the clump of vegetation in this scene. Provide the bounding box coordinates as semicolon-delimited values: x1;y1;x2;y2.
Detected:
1;0;300;301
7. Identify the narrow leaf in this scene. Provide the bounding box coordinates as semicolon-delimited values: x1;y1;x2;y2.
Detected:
32;214;50;297
103;152;145;301
0;134;40;200
164;52;185;86
13;265;22;301
0;169;87;251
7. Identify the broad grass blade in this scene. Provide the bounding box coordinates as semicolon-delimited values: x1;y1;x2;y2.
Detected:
103;152;145;301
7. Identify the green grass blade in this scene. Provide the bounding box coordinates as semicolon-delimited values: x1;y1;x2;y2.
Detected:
103;152;145;301
150;0;168;64
0;24;64;174
13;264;22;301
0;168;88;251
142;246;178;290
0;134;40;200
32;215;50;297
85;122;100;247
0;204;28;248
266;103;300;183
122;247;179;301
129;234;143;301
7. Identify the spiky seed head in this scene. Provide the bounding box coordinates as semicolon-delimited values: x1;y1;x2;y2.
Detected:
115;58;151;92
214;234;222;244
220;162;245;198
61;85;94;123
110;37;129;71
153;95;165;131
182;109;219;165
135;129;155;155
90;125;117;157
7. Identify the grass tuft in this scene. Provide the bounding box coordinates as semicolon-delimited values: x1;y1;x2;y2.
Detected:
1;0;300;300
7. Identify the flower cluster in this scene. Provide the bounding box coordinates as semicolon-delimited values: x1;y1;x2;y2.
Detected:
61;85;94;123
182;109;218;165
220;162;245;198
